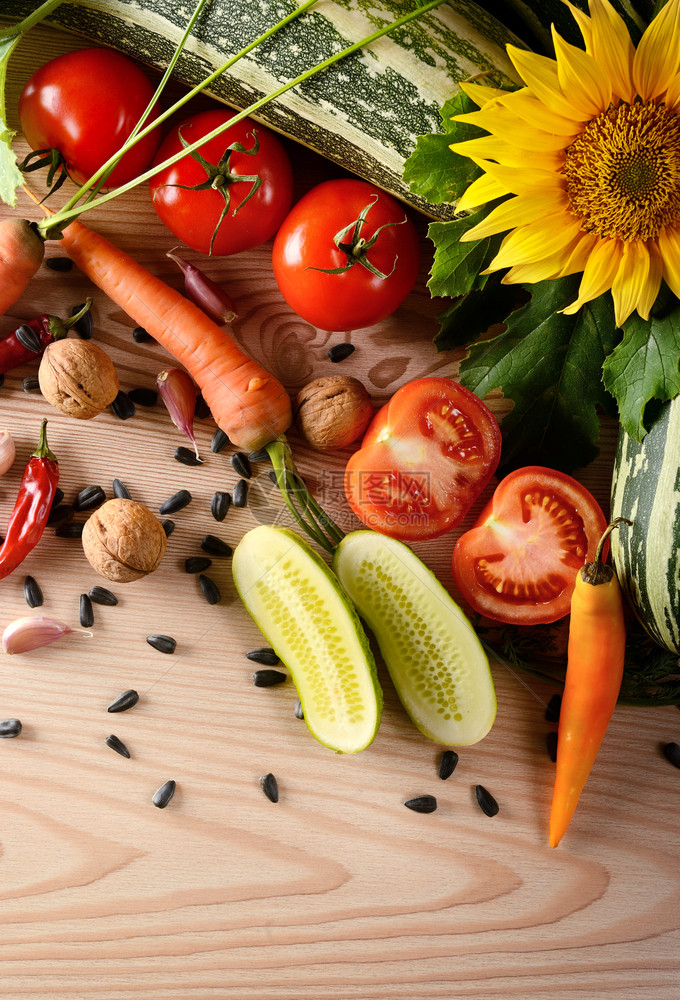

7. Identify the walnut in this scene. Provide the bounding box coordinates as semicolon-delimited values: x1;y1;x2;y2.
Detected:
82;499;167;583
294;375;373;451
38;338;119;419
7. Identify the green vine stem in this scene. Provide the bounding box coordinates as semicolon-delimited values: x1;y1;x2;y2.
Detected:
37;0;447;238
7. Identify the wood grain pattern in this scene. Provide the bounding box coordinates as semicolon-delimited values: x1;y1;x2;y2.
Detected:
0;25;678;1000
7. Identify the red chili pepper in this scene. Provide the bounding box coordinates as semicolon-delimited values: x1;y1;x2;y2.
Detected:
0;299;91;375
0;419;59;580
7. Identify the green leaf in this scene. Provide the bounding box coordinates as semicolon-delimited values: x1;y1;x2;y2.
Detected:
459;276;619;473
433;279;519;353
402;91;485;206
602;295;680;441
427;207;503;299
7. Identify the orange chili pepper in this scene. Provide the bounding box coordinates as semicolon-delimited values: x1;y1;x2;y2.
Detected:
549;518;631;848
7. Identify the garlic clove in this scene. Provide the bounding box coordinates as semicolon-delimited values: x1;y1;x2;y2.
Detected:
156;368;201;460
0;430;16;476
2;615;93;654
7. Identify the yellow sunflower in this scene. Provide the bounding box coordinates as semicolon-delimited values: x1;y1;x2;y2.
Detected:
450;0;680;326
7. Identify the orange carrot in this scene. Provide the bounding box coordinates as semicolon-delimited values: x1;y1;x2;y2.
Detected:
59;219;291;451
0;218;44;315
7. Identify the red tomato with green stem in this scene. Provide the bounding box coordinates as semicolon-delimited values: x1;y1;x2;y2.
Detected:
344;378;502;542
18;48;162;190
452;466;608;625
272;178;421;331
149;109;294;256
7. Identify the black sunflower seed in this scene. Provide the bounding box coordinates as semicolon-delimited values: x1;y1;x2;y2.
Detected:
105;734;130;759
211;490;231;522
247;448;269;464
233;479;249;508
52;487;64;507
174;446;202;466
0;373;4;390
663;741;680;769
47;503;71;527
112;478;131;500
159;489;192;515
404;795;437;814
211;428;230;453
79;593;94;628
260;773;279;803
185;556;212;574
146;634;176;654
23;374;41;393
199;574;221;605
55;521;84;539
253;669;287;687
127;387;158;406
194;394;211;419
132;326;153;343
475;784;499;817
546;731;558;763
23;575;43;608
90;585;118;606
438;749;459;780
200;534;232;557
328;343;355;363
0;718;22;738
161;518;175;537
16;323;42;353
545;693;562;723
45;256;73;272
246;647;279;666
230;452;252;478
71;303;93;339
268;469;279;485
107;689;139;713
73;484;106;511
110;391;136;420
294;698;304;720
152;779;176;809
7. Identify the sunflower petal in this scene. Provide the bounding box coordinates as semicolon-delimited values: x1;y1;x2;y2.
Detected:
552;28;612;118
558;232;600;277
451;135;565;172
456;172;508;212
633;243;663;321
454;103;572;151
588;0;635;103
496;90;580;138
484;213;583;271
460;190;568;242
458;81;510;108
562;238;622;315
501;248;574;284
562;1;594;51
611;241;653;326
633;0;680;101
466;157;564;198
662;71;680;113
657;225;680;299
506;44;591;122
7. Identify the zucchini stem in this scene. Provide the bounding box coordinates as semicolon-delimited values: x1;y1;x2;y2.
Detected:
267;438;345;556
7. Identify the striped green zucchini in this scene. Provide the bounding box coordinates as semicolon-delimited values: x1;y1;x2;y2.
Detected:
610;396;680;655
2;0;523;219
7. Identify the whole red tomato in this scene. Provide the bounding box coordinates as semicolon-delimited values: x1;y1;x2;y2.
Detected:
18;48;161;189
272;178;421;331
452;466;608;625
149;109;294;256
344;378;501;542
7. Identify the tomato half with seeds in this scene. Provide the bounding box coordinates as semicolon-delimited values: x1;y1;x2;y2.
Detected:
452;466;608;625
344;378;501;542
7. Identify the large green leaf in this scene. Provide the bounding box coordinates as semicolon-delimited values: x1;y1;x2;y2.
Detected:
434;279;518;353
427;208;503;299
459;276;620;473
602;294;680;441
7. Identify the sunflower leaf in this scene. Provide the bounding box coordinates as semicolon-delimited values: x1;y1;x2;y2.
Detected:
433;279;519;352
427;208;503;298
459;276;619;474
602;299;680;441
402;92;484;206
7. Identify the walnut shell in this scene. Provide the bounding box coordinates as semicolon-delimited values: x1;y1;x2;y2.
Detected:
39;339;119;419
82;499;167;583
294;375;373;451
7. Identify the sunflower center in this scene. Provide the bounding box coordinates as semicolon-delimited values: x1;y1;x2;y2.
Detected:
563;101;680;242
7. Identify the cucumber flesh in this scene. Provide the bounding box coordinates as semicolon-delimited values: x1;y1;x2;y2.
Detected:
232;526;382;753
333;531;496;747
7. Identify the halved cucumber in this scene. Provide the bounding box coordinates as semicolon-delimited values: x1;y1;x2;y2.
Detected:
333;531;496;746
232;525;382;753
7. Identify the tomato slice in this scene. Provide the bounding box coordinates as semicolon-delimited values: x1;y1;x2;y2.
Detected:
344;378;501;541
452;466;608;625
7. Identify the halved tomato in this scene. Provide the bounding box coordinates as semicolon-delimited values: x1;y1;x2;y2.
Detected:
452;466;608;625
344;377;501;541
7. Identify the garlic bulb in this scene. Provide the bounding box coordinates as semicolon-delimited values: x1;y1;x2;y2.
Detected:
0;430;16;476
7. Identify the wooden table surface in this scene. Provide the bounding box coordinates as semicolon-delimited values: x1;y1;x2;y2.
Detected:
1;24;679;1000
